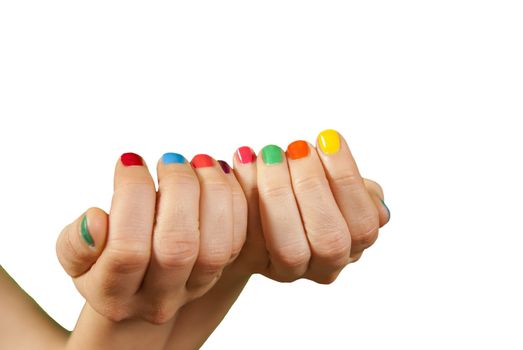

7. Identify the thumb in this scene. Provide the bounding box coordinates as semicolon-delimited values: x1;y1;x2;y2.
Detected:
56;207;108;278
363;178;390;227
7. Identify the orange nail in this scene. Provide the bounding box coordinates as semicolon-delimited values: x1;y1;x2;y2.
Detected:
286;140;310;160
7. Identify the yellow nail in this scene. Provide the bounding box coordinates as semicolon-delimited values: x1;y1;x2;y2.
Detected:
318;129;340;155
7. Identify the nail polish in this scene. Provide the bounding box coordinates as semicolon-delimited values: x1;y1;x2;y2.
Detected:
80;215;95;247
191;154;214;168
317;129;341;155
286;140;310;160
121;152;144;166
218;160;231;174
261;145;283;165
236;146;256;164
380;198;391;220
162;152;186;164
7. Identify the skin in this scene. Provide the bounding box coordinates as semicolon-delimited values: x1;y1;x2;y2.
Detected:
0;130;390;350
164;131;390;349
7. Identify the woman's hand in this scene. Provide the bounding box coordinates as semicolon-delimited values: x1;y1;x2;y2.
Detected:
55;152;247;349
231;129;390;282
164;129;390;349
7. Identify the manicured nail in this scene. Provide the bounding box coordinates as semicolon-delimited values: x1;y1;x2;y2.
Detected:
80;215;95;247
162;152;186;164
236;146;256;164
380;198;391;221
286;140;310;160
318;129;341;155
121;152;144;166
191;154;214;168
218;160;231;174
261;144;283;165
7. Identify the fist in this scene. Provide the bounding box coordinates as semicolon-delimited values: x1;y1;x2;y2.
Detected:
56;152;247;324
231;129;390;283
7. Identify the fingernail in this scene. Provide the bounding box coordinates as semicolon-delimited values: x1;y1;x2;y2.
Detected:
318;129;341;155
121;152;144;166
80;215;95;247
380;198;391;220
261;144;283;165
286;140;310;160
236;146;256;164
191;154;214;168
162;152;186;164
218;160;231;174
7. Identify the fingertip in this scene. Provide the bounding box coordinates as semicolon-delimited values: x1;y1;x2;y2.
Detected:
57;207;109;278
369;191;390;227
83;207;109;250
235;146;256;164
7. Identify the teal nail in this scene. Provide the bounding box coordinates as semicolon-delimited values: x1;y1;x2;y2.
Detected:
162;152;186;164
80;215;95;247
261;145;283;165
380;198;390;221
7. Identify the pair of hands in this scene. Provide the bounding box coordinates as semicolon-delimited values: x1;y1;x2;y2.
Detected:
56;129;389;346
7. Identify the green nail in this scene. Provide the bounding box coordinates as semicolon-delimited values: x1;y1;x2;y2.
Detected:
80;215;95;247
262;144;283;165
380;198;390;221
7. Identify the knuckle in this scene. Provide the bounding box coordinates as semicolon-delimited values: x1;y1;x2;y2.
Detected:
202;180;231;195
275;245;311;270
313;229;351;265
154;235;199;269
312;271;340;285
160;172;199;191
115;182;156;199
332;173;364;192
144;302;176;325
351;216;380;248
105;242;150;274
259;184;293;199
101;302;130;323
113;215;154;241
197;248;231;274
292;175;328;194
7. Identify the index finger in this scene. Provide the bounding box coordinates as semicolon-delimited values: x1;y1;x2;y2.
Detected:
316;130;380;256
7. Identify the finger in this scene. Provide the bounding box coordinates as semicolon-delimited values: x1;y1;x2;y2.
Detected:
257;144;311;281
186;154;233;290
56;207;108;278
231;146;269;274
348;251;363;264
363;178;390;227
217;160;247;263
91;153;156;299
364;178;384;198
139;153;200;322
368;190;391;228
285;140;351;284
316;130;380;257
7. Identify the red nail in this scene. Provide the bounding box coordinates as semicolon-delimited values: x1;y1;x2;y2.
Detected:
236;146;256;164
218;160;231;174
191;154;214;168
121;152;143;166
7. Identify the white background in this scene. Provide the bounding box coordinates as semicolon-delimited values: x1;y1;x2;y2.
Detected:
1;1;522;349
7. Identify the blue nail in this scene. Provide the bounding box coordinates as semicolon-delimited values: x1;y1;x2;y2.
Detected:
162;152;186;164
380;198;390;221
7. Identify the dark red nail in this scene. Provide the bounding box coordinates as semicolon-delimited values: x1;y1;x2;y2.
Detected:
236;146;256;164
121;152;143;166
218;160;231;174
191;154;214;168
